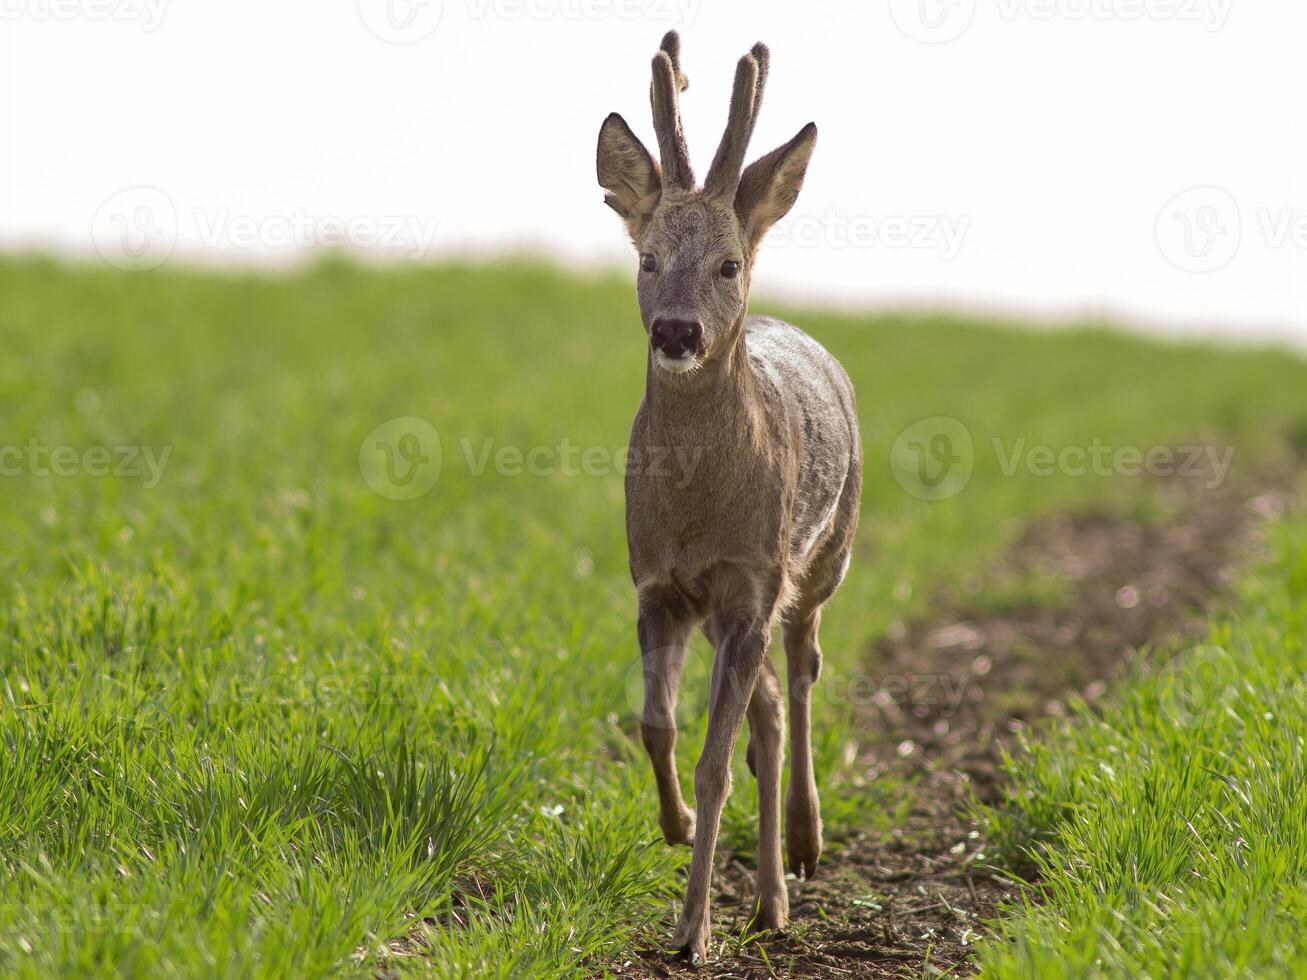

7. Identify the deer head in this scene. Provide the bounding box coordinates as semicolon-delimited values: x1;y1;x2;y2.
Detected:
597;32;817;378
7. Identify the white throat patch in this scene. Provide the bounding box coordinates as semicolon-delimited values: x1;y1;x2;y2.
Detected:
653;350;699;374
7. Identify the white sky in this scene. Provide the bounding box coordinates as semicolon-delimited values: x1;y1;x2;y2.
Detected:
2;1;1304;346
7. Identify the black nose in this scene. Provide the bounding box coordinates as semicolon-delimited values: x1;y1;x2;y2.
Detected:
650;318;703;357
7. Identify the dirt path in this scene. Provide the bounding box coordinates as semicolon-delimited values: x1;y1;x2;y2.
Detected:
609;460;1294;978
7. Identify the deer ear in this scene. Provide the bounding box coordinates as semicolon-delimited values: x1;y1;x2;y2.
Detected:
597;112;662;242
734;122;816;252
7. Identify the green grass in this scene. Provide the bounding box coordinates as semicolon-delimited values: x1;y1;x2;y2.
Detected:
0;254;1305;977
979;503;1307;977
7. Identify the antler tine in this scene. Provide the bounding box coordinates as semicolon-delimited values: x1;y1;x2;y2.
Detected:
703;51;760;200
744;42;769;146
660;30;690;92
650;33;694;190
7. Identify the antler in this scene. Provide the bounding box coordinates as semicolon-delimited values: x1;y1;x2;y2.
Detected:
704;42;769;200
650;31;694;191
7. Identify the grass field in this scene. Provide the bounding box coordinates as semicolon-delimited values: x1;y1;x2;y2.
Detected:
1;255;1305;977
981;506;1307;976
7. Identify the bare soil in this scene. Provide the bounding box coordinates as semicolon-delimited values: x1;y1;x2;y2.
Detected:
608;459;1294;978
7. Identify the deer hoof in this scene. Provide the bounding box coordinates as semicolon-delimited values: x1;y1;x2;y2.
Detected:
668;937;707;968
784;799;815;883
667;944;705;968
751;895;789;933
786;836;820;880
661;806;696;847
670;913;709;967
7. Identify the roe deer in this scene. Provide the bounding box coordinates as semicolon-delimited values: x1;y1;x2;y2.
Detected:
596;32;862;965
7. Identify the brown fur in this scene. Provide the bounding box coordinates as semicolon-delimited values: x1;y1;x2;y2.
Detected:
596;33;862;966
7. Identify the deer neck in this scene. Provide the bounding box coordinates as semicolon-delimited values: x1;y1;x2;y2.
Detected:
643;327;763;455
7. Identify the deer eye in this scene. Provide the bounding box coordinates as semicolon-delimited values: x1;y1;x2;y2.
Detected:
720;259;741;279
640;253;657;273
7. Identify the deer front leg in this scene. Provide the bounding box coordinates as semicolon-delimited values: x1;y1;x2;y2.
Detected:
638;603;696;846
672;616;768;965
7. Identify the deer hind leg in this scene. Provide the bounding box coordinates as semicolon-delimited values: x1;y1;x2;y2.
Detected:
786;457;860;879
783;606;824;879
746;655;787;931
638;600;697;846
